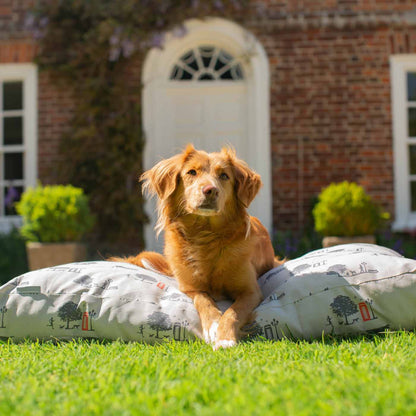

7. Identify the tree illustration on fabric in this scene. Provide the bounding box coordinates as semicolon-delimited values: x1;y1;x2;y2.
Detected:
0;306;7;328
330;295;358;325
58;301;82;329
147;311;172;339
243;321;264;339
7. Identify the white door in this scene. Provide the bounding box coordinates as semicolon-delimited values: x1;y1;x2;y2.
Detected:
142;19;271;252
163;84;248;153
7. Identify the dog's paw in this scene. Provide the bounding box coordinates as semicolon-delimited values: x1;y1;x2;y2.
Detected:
203;321;219;344
213;339;237;350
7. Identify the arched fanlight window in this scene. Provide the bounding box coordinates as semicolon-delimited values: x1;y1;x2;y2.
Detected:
170;46;244;81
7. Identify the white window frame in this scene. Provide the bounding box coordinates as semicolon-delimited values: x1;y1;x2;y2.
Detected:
0;63;37;233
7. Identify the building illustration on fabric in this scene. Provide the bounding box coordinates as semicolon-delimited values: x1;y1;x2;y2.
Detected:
327;262;378;277
0;305;7;328
250;317;281;340
172;320;191;341
262;318;280;340
74;275;113;294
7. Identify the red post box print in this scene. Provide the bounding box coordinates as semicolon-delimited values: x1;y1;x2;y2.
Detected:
359;302;371;321
82;312;89;330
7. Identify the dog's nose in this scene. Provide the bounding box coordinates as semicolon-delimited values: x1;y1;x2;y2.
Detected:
202;185;219;197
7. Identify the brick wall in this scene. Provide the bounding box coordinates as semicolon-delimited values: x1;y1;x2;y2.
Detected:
247;0;416;230
2;0;416;233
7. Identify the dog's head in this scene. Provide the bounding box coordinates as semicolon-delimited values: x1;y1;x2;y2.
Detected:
141;144;262;233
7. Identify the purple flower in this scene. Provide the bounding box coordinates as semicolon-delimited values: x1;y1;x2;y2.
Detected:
172;25;187;39
24;12;36;31
5;187;19;208
214;0;224;10
150;32;165;49
39;16;49;28
110;27;122;46
121;39;135;58
109;47;121;62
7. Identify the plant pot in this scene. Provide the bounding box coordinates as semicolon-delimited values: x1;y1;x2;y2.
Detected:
26;242;87;271
322;235;376;248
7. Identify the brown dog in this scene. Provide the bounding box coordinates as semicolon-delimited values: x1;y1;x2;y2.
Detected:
114;145;280;349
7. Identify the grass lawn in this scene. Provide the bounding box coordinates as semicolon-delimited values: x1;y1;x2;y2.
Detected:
1;332;416;416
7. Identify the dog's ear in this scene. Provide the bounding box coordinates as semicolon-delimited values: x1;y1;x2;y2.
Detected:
140;144;197;200
140;155;182;200
222;147;262;208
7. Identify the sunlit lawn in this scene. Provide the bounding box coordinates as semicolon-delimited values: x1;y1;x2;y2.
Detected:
1;332;416;415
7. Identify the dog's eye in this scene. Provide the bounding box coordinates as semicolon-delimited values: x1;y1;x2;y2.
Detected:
219;172;229;180
187;169;197;176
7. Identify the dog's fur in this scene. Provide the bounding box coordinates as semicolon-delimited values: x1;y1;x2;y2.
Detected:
112;145;280;349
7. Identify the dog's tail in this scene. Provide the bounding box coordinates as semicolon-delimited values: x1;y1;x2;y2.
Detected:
274;256;286;268
108;251;173;276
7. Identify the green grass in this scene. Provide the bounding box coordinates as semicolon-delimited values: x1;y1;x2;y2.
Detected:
1;333;416;415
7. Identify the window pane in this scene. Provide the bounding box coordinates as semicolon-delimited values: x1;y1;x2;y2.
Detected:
4;186;23;216
170;46;244;81
3;116;23;145
411;182;416;212
409;145;416;175
3;81;23;110
198;73;215;81
199;46;214;68
409;108;416;137
181;50;198;71
4;153;23;180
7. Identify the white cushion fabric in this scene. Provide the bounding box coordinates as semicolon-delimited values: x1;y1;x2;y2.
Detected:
1;244;415;342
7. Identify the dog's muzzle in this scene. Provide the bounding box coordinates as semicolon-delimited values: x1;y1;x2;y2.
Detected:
198;185;219;212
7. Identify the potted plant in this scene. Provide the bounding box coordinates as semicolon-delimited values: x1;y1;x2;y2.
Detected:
312;181;389;248
16;184;95;270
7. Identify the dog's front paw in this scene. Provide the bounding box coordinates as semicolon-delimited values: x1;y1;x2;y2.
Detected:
213;339;237;350
203;321;219;344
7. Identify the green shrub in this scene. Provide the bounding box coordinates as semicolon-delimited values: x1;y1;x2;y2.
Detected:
0;229;28;284
16;185;95;243
313;181;389;237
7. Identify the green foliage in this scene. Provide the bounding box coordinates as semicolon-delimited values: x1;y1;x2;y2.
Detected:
0;229;28;284
273;230;322;259
16;185;95;243
313;181;389;237
377;230;416;260
29;0;248;247
2;333;416;415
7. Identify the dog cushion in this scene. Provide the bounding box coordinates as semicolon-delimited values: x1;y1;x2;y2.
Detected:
1;244;415;343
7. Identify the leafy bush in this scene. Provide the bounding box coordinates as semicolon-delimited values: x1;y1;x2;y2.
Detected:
16;185;95;243
0;229;28;284
313;181;389;237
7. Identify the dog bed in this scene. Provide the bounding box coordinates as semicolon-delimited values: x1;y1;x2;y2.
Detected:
1;244;416;343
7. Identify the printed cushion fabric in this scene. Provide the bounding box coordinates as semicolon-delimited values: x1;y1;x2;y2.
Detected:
0;244;415;343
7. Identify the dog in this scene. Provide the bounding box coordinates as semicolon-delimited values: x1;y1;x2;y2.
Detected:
113;145;280;349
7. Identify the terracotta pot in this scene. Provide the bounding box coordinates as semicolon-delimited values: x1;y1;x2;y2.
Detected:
322;235;376;248
26;242;87;271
